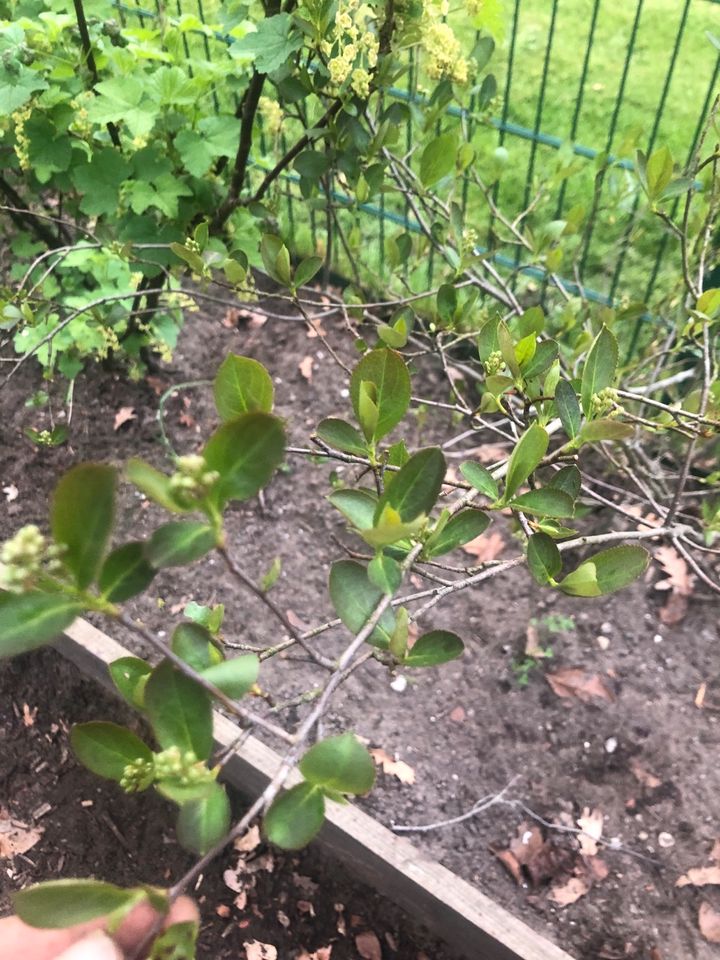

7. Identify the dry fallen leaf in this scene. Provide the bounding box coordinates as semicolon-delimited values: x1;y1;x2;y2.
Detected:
369;748;416;784
629;757;662;790
654;545;695;624
299;356;314;382
525;622;552;659
2;483;18;502
490;846;522;884
461;531;506;563
306;316;328;338
589;857;609;881
355;931;382;960
710;839;720;863
0;817;44;858
449;706;466;723
216;904;231;918
695;683;707;709
297;949;332;960
113;406;136;431
234;825;261;853
676;865;720;887
699;902;720;943
243;941;277;960
548;875;590;906
500;822;561;887
546;668;616;704
576;807;603;857
22;703;37;727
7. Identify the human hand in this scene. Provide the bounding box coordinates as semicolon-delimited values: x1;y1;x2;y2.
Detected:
0;895;198;960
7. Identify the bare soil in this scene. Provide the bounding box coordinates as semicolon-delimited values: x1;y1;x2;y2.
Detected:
1;289;720;960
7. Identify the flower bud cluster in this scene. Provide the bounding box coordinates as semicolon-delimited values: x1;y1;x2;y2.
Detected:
153;747;213;787
420;4;472;85
0;525;64;592
12;105;32;171
323;0;379;97
484;350;505;376
168;454;219;506
462;227;478;257
591;387;620;416
259;96;283;138
119;757;155;793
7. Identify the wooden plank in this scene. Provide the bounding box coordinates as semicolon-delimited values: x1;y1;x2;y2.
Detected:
55;618;576;960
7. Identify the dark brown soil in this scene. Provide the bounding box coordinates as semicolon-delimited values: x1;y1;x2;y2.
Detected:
0;647;455;960
1;288;720;960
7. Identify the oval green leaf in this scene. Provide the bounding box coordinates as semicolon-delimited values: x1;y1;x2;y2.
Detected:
109;656;151;709
316;418;367;456
460;461;499;500
554;379;581;440
349;349;411;443
201;655;259;699
299;733;375;795
171;622;222;673
581;326;618;417
13;880;139;929
264;782;325;850
70;722;152;782
329;489;378;531
374;447;445;524
404;630;464;667
176;782;231;855
99;542;156;602
51;464;117;589
214;355;274;421
503;424;549;501
328;560;396;648
424;508;489;557
203;412;285;505
527;532;562;586
144;660;213;761
126;459;186;514
145;522;217;568
578;419;634;445
0;592;84;659
509;488;575;518
559;545;649;597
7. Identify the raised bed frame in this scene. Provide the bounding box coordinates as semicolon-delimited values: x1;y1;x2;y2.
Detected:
55;618;575;960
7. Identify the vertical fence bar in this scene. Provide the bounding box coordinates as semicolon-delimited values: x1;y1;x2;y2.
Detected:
578;0;645;282
488;0;521;251
196;0;220;114
607;0;692;303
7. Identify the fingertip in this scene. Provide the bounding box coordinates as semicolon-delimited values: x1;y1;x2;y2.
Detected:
56;931;123;960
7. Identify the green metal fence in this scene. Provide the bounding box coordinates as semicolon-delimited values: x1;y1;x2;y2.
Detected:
115;0;720;309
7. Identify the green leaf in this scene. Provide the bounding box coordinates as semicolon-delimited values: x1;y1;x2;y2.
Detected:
156;780;217;804
176;782;231;855
521;340;559;380
300;733;375;795
548;465;581;501
436;283;457;324
554;379;581;440
109;657;151;709
201;655;259;699
214;355;274;421
697;288;720;317
171;622;222;673
147;921;199;960
509;488;575;518
203;413;285;505
13;880;139;929
126;459;186;514
328;560;396;648
294;256;323;288
578;419;634;444
232;13;303;73
374;448;445;524
503;424;549;501
0;592;84;658
264;782;325;850
527;533;562;585
646;145;673;199
144;660;213;761
260;556;282;592
368;553;402;595
70;722;152;782
350;349;411;443
581;326;618;417
316;418;367;456
72;148;130;217
329;489;378;530
559;545;650;597
460;461;499;500
424;509;489;557
99;543;156;602
51;464;116;589
404;630;464;667
420;132;457;187
145;522;217;568
259;234;292;285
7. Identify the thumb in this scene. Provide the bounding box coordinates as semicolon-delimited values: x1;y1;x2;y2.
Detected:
55;930;123;960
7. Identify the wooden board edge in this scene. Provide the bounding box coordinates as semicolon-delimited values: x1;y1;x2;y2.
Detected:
55;618;576;960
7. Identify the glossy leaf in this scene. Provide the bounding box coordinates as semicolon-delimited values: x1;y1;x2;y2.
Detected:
578;419;634;444
294;255;323;288
527;533;562;586
0;592;84;658
581;326;618;417
349;349;411;443
176;782;231;854
156;780;217;804
300;733;375;795
145;522;217;568
70;722;152;782
144;660;213;761
214;355;274;420
374;447;445;524
201;655;259;699
328;560;396;648
503;424;549;501
554;379;581;440
420;132;457;186
509;488;575;518
126;459;186;514
99;543;155;602
329;489;377;531
460;461;499;500
424;509;489;557
316;418;367;456
203;412;285;505
559;545;649;597
404;630;464;667
51;464;116;588
109;656;151;709
548;465;581;501
368;553;402;594
13;880;139;929
264;782;325;850
521;339;558;380
171;622;222;673
360;512;424;548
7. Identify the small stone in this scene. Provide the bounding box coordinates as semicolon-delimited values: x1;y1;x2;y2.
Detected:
600;621;613;634
390;675;407;693
658;832;675;848
653;634;663;643
638;831;649;841
583;741;591;750
605;736;618;754
597;635;610;650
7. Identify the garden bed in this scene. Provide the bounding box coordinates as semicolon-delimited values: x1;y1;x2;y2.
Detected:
2;290;720;959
